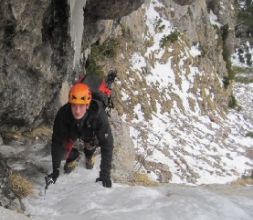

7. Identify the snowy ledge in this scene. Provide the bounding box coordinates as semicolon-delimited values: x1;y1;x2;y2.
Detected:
0;207;30;220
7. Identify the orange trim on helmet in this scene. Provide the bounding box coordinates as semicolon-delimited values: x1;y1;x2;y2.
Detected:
68;83;92;105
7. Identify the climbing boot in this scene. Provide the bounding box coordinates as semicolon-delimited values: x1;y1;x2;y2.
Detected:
85;156;95;170
64;158;80;174
64;148;80;174
64;153;81;174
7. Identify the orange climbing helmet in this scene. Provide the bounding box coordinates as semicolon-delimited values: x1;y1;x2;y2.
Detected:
68;83;92;105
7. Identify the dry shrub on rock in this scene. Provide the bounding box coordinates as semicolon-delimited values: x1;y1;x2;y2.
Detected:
8;173;34;198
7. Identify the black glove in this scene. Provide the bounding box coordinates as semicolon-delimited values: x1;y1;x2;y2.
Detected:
96;177;112;188
45;169;59;185
106;70;117;88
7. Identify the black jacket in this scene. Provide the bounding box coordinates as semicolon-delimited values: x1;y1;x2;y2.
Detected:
51;100;114;179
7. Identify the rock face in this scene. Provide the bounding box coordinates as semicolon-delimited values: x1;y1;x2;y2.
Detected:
84;0;145;19
0;0;245;187
81;0;144;58
0;0;236;132
0;0;73;132
109;110;136;183
172;0;196;5
92;0;242;183
113;0;236;119
166;0;236;110
0;0;144;133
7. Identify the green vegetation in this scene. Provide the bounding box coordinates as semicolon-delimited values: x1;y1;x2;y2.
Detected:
91;38;119;60
160;30;180;48
144;37;154;48
86;38;119;76
246;131;253;138
237;0;253;36
221;24;235;89
154;18;165;32
235;76;253;83
232;65;253;74
120;24;131;38
222;76;230;89
232;66;253;83
228;94;237;108
85;56;104;76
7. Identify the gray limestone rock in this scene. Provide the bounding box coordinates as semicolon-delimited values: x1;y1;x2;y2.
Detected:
0;0;145;133
84;0;145;19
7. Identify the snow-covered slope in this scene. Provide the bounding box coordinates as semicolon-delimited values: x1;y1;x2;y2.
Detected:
0;207;30;220
23;158;253;220
115;0;253;184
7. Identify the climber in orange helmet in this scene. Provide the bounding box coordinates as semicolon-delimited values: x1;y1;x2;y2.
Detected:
46;82;114;188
